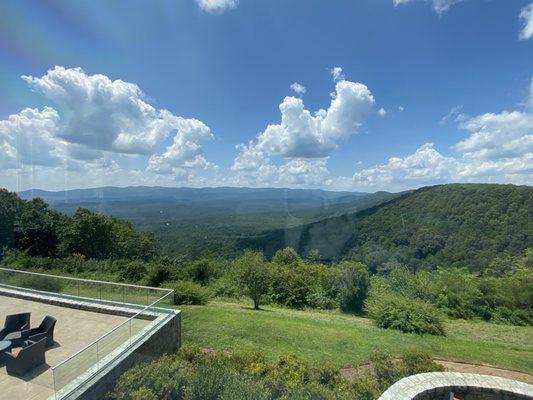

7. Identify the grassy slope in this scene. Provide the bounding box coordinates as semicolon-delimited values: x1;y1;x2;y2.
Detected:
179;300;533;373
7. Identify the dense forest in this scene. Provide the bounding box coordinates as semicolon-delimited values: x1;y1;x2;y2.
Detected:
19;186;398;258
247;184;533;272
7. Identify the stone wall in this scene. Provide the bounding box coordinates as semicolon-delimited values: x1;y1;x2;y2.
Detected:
378;372;533;400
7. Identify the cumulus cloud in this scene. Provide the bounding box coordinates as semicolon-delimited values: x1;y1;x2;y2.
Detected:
147;118;216;180
520;3;533;40
196;0;238;14
353;143;457;189
290;82;306;95
353;79;533;190
254;80;375;159
377;108;387;117
398;106;405;111
1;66;216;189
454;111;533;161
0;107;63;169
393;0;465;14
232;71;375;187
22;66;184;156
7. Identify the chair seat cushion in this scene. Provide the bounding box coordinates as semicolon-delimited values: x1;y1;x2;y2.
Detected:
4;332;22;341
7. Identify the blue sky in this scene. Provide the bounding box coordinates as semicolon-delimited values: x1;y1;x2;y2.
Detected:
0;0;532;192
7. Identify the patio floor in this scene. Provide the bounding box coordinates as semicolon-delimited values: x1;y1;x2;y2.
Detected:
0;295;129;400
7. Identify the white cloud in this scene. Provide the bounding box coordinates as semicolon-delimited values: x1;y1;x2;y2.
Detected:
196;0;238;14
22;66;184;156
254;80;375;159
330;67;344;82
0;107;64;169
519;3;533;40
393;0;465;14
377;108;387;117
232;71;375;187
0;66;216;190
290;82;306;95
147;118;216;180
398;106;405;111
353;143;457;189
353;79;533;190
440;104;463;124
454;111;533;161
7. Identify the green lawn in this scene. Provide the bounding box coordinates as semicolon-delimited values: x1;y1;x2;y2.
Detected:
179;300;533;373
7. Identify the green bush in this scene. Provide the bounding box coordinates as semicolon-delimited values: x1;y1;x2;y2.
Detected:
189;364;230;399
110;355;188;400
399;351;445;375
188;259;221;285
491;306;531;326
335;261;370;314
366;295;445;336
165;280;213;305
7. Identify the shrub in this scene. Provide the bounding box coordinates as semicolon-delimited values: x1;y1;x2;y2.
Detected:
335;261;370;314
118;260;147;283
491;306;531;326
189;363;230;400
399;351;444;375
272;247;301;265
146;264;174;287
219;375;271;400
188;259;221;285
111;355;188;400
366;295;445;335
165;280;213;305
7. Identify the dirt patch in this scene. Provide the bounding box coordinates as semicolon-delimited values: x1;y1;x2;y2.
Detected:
434;359;533;384
340;359;533;385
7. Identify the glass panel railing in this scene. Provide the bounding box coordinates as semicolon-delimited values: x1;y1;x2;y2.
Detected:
51;291;174;398
0;267;172;307
0;267;174;399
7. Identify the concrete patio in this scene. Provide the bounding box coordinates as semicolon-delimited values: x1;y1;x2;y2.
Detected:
0;295;130;400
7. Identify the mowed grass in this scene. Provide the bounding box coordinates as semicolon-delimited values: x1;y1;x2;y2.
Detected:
179;300;533;373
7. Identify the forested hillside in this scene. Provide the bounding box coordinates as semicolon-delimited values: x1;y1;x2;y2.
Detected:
18;186;398;257
245;184;533;271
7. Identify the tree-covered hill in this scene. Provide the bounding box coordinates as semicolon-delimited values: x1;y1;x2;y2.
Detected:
243;184;533;271
17;186;398;257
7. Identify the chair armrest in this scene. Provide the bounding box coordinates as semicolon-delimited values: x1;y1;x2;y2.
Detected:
29;333;46;342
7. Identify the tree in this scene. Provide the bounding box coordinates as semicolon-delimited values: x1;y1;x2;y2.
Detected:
59;209;115;259
234;250;271;310
58;208;156;260
336;261;370;313
272;247;301;265
15;198;63;257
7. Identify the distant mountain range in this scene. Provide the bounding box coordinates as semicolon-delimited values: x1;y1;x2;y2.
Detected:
19;186;399;257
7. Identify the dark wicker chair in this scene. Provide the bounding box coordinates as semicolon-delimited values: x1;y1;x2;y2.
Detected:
0;313;31;341
4;338;46;376
4;316;56;348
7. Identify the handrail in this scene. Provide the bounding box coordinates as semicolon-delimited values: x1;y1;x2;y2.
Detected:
51;290;174;371
0;267;173;294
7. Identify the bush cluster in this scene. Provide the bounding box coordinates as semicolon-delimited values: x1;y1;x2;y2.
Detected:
366;294;445;336
111;346;444;400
